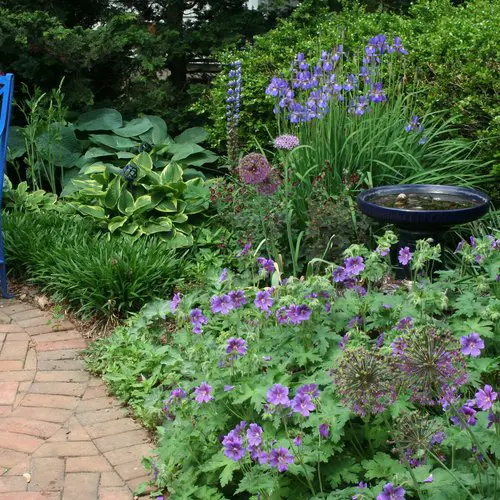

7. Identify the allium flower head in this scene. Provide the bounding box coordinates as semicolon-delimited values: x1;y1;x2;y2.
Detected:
460;332;484;357
226;337;247;357
398;246;413;266
394;327;467;405
274;134;299;150
257;168;281;196
238;153;271;184
377;483;406;500
194;382;213;403
269;447;294;472
475;385;497;411
332;347;397;416
267;384;290;407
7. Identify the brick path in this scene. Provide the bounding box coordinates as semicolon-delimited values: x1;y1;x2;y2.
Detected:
0;299;154;499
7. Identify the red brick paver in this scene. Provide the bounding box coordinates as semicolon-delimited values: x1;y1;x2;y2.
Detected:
0;300;154;499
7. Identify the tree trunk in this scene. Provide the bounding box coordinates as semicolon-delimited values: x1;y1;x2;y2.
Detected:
165;0;187;91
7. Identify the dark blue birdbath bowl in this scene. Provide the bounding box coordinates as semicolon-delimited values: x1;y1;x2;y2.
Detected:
357;184;490;275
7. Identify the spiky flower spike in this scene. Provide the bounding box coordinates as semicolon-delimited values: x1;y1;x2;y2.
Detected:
394;326;467;405
332;346;398;416
391;411;445;468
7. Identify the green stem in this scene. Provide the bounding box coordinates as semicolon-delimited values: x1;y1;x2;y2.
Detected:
429;450;475;499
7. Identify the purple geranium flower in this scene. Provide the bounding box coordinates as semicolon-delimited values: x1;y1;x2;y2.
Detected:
430;431;446;446
223;432;245;461
297;384;320;398
237;240;252;258
377;483;406;500
210;294;234;315
267;384;290;406
376;246;390;257
169;292;181;312
333;266;347;282
460;332;484;357
190;308;208;335
455;240;465;252
294;435;302;447
218;268;228;283
398;246;413;266
254;290;274;312
257;257;275;275
224;385;235;392
319;423;329;438
395;316;413;330
170;388;186;400
344;256;365;275
226;337;247;357
194;382;213;403
247;423;263;447
291;393;315;417
269;447;294;472
475;385;497;411
228;289;246;308
451;402;477;427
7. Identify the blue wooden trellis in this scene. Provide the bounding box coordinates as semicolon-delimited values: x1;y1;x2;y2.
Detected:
0;73;14;298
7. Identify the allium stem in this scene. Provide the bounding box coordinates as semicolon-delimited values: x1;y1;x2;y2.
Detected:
429;450;475;499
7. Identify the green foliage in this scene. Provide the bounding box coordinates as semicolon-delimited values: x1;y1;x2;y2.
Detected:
2;179;60;213
9;101;218;194
64;152;210;246
3;211;184;322
200;0;500;175
86;233;500;498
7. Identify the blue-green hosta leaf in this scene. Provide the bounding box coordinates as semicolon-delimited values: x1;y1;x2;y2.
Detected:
108;216;128;233
75;108;123;131
170;213;188;224
143;115;169;144
116;151;135;159
76;205;107;219
161;162;183;184
84;147;116;159
168;143;205;162
113;117;152;138
155;199;177;213
174;127;209;144
36;125;82;167
132;195;155;213
185;151;218;167
89;134;139;150
118;188;134;214
103;176;122;209
132;152;153;175
7;126;27;160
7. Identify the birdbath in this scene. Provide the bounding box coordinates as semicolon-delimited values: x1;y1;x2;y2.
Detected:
357;184;490;273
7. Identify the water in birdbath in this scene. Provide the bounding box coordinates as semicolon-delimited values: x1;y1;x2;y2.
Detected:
370;192;480;210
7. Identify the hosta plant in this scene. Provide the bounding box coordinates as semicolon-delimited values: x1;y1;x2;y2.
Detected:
86;233;500;499
65;152;210;247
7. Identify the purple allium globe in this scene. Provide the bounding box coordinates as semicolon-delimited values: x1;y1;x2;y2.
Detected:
332;346;397;416
394;327;467;405
257;169;281;196
274;134;300;150
238;153;271;184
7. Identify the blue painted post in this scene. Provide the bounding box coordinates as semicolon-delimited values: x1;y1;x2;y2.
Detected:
0;73;15;298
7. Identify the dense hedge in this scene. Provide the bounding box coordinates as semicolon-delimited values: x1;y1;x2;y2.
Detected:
3;211;183;323
198;0;499;171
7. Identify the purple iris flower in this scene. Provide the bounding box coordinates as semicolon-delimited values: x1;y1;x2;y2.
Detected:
194;382;213;403
369;82;386;103
254;290;274;312
460;332;484;357
398;246;413;265
475;385;497;410
377;483;406;500
391;36;408;55
267;384;290;407
210;294;234;315
291;393;315;417
269;447;294;472
226;337;247;357
246;423;263;447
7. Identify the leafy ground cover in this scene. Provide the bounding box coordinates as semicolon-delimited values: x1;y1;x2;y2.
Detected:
86;232;500;499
